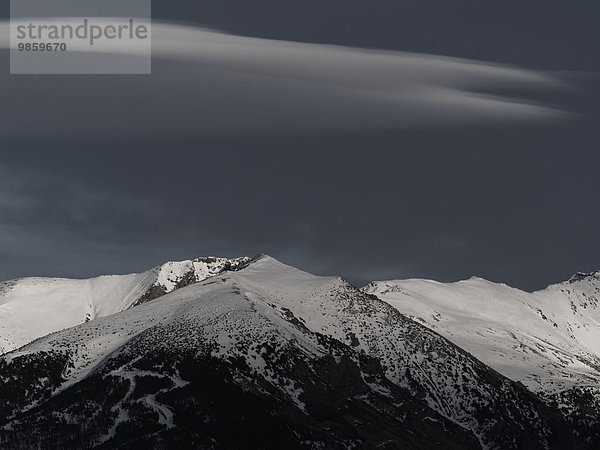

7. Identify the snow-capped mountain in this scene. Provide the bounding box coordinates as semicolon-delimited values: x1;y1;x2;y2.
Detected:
0;256;250;355
0;256;591;449
365;271;600;434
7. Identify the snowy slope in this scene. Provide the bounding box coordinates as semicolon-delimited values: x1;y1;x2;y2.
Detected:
365;271;600;401
0;256;584;449
0;256;250;355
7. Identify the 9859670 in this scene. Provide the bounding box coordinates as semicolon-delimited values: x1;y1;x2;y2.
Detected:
17;42;67;51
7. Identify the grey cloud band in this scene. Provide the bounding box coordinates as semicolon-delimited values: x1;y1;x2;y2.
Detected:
0;21;572;136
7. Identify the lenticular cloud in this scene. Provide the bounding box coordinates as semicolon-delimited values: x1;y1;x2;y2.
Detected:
0;20;573;138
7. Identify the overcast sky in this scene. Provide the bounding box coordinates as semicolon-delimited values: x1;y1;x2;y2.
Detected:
1;0;599;290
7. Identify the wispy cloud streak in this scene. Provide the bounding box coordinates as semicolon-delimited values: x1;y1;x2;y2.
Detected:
0;21;572;138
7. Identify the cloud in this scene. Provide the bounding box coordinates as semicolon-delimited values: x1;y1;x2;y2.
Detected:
0;21;572;138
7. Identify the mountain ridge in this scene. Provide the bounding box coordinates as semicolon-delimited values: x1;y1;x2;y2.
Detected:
1;255;598;448
366;267;600;443
0;256;251;355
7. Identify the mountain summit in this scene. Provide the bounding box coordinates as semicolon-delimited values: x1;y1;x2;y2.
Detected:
0;256;598;448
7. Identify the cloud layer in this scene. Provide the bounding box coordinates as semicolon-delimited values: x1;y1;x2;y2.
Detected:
0;21;571;138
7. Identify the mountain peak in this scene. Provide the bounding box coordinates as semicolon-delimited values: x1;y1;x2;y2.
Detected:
2;252;592;449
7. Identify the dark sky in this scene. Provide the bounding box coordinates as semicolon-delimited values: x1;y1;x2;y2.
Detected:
1;0;599;290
